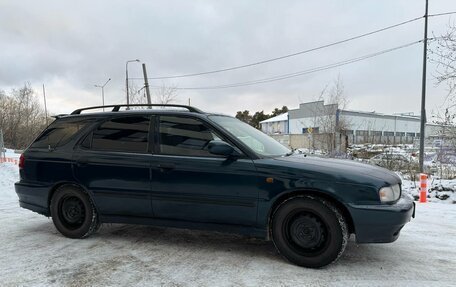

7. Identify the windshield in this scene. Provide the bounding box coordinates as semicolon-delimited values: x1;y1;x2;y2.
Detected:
209;115;291;157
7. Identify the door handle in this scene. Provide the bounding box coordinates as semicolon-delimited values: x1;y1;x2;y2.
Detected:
157;163;175;172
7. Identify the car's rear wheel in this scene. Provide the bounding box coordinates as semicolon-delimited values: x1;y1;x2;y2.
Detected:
271;196;348;268
50;185;99;238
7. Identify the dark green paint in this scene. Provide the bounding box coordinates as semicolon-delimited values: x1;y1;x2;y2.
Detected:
15;110;414;243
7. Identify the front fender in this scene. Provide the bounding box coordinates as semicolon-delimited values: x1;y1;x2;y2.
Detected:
256;177;379;229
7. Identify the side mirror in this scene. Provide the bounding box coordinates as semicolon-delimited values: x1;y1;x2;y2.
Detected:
208;140;238;157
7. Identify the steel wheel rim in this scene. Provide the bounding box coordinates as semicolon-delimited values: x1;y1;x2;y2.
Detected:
283;210;330;256
58;195;86;229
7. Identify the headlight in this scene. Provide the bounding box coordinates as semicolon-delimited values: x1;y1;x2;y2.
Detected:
379;184;401;203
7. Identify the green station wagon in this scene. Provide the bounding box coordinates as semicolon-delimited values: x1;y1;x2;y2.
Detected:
15;104;415;268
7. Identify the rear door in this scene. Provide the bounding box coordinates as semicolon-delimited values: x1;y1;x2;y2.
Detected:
150;115;260;226
73;115;153;217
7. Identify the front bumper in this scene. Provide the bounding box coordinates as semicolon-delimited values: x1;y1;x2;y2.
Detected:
347;194;415;243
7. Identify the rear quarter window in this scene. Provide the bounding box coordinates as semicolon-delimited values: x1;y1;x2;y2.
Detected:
31;119;91;149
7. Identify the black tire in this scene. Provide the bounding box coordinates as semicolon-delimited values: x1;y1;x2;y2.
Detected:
50;185;99;239
271;196;348;268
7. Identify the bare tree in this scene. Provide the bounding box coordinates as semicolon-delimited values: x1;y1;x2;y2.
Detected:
0;83;48;149
430;22;456;146
128;82;147;105
154;83;179;105
121;82;180;108
430;22;456;97
434;108;456;140
309;75;350;154
325;75;348;110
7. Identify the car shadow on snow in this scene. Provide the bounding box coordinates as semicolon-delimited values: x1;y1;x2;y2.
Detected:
96;223;284;261
24;220;409;269
99;224;418;269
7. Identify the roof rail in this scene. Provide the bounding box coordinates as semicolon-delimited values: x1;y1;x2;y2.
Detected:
51;114;68;119
70;104;204;115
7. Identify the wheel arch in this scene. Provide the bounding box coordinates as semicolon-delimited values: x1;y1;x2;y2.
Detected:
267;189;355;239
47;181;99;215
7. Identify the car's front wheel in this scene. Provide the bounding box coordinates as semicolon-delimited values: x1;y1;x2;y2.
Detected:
272;196;348;268
50;185;99;238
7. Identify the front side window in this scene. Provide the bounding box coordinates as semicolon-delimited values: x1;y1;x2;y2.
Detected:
90;116;150;153
209;115;290;157
159;116;224;157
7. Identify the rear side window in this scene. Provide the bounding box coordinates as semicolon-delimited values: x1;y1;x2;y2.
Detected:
31;119;90;149
90;116;150;153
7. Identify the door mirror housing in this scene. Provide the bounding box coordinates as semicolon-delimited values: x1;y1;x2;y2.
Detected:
208;140;239;157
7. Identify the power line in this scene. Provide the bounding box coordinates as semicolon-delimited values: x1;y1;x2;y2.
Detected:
429;11;456;17
140;16;423;80
144;40;421;90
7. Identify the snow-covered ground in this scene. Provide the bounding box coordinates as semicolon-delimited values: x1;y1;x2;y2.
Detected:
1;163;455;286
402;177;456;204
2;148;20;158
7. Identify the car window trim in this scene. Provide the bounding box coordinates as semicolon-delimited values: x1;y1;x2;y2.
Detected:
30;118;93;150
156;114;248;159
206;115;263;160
78;114;153;154
148;115;156;154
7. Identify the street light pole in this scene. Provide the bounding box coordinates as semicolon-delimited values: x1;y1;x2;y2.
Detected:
126;59;140;107
95;78;111;111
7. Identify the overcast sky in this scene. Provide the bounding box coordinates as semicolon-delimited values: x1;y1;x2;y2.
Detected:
1;0;455;117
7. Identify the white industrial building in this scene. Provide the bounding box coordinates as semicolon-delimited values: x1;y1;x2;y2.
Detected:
260;101;445;144
258;112;289;134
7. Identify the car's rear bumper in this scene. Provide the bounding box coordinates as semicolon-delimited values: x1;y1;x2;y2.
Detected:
15;181;50;216
347;194;415;243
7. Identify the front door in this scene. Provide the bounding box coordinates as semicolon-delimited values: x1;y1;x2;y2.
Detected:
150;115;259;226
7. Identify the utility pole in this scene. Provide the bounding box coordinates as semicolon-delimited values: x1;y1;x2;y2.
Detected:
142;63;152;105
42;84;48;125
419;0;429;173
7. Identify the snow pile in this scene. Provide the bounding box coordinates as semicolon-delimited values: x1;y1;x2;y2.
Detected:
0;162;19;202
401;176;456;204
295;148;326;156
3;148;21;158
